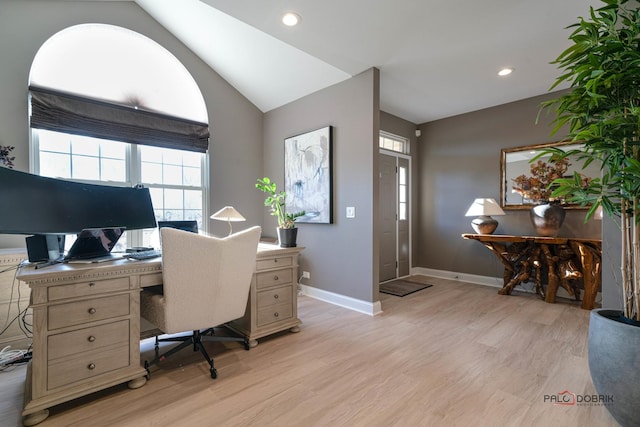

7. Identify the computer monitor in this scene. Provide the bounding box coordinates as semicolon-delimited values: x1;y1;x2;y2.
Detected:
0;167;157;235
157;220;198;234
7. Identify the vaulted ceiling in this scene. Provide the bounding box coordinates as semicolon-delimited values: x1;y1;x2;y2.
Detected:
135;0;599;124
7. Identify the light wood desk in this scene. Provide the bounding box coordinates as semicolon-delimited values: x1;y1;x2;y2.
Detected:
16;243;302;426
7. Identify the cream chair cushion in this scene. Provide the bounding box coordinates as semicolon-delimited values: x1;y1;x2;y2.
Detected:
141;226;261;334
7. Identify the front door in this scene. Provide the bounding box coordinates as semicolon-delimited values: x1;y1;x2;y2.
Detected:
379;154;397;282
379;153;411;282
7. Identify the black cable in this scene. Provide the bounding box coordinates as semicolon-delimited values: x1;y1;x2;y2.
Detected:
15;265;32;337
0;308;28;336
0;260;32;340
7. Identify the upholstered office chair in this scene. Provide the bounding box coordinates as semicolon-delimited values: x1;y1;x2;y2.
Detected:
140;226;261;379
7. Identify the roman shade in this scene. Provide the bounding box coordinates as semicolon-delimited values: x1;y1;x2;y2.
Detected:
29;86;209;153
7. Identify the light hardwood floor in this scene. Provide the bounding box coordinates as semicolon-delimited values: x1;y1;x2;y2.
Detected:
0;276;620;426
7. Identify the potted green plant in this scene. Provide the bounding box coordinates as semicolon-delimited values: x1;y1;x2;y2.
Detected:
256;177;305;247
540;1;640;424
0;145;15;168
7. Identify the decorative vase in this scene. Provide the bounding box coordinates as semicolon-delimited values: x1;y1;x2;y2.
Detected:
277;227;298;248
529;203;565;237
588;309;640;427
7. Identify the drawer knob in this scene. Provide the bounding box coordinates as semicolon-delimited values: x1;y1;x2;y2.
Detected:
88;335;96;342
274;294;279;299
274;259;278;263
89;282;95;287
87;363;96;370
88;307;96;315
274;312;279;318
274;275;279;281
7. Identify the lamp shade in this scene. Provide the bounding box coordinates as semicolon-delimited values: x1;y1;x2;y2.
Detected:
210;206;246;236
210;206;246;222
465;198;505;217
465;198;505;234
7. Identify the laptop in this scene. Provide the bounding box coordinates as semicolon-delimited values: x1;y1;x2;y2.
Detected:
64;227;125;263
155;220;198;249
157;220;198;233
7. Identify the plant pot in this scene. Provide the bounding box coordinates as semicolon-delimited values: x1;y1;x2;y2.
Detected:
588;309;640;427
277;227;297;248
529;203;565;237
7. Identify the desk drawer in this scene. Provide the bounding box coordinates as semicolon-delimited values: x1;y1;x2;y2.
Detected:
48;320;129;360
255;269;292;290
48;277;130;301
257;285;292;309
256;256;292;271
48;294;130;330
48;344;129;390
257;302;292;327
140;272;163;288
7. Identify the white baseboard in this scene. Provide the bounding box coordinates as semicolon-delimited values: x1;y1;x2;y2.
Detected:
411;267;504;288
410;266;600;302
300;284;383;316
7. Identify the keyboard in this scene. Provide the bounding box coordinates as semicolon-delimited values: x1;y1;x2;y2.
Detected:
123;249;162;260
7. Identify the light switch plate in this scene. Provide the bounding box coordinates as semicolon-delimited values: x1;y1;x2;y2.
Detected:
346;207;356;218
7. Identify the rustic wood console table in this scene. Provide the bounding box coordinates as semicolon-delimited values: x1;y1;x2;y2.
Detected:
462;234;601;310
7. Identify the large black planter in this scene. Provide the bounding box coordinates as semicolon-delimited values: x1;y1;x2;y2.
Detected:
277;227;298;248
588;309;640;427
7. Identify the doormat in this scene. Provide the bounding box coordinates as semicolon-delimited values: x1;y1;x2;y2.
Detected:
379;279;432;297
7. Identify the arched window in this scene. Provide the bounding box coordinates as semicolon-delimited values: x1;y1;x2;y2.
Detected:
29;24;209;248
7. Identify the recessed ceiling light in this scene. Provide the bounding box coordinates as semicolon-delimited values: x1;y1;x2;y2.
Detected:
282;12;301;27
498;68;514;77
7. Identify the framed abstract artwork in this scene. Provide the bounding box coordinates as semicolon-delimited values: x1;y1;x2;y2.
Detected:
284;125;333;224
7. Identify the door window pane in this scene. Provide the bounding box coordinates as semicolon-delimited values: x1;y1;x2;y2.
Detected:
399;166;407;221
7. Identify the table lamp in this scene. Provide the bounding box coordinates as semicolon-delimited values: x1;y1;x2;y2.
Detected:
465;198;505;234
210;206;246;236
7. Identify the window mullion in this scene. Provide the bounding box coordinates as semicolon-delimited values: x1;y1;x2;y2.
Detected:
128;144;143;247
129;144;140;186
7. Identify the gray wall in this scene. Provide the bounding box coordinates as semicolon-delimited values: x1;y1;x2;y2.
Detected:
417;92;601;278
0;0;264;248
263;69;380;303
0;1;612;306
379;111;419;267
602;216;622;309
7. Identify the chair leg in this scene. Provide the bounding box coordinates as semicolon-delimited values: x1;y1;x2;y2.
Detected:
194;336;217;379
147;334;194;369
146;329;245;380
201;328;251;350
159;337;193;361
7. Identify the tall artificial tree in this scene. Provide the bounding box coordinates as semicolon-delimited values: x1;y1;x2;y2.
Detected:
541;0;640;321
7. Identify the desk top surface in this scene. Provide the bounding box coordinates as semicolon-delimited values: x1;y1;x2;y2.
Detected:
462;233;601;245
16;242;303;283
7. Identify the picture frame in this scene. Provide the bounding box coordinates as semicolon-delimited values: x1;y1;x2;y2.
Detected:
284;125;333;224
